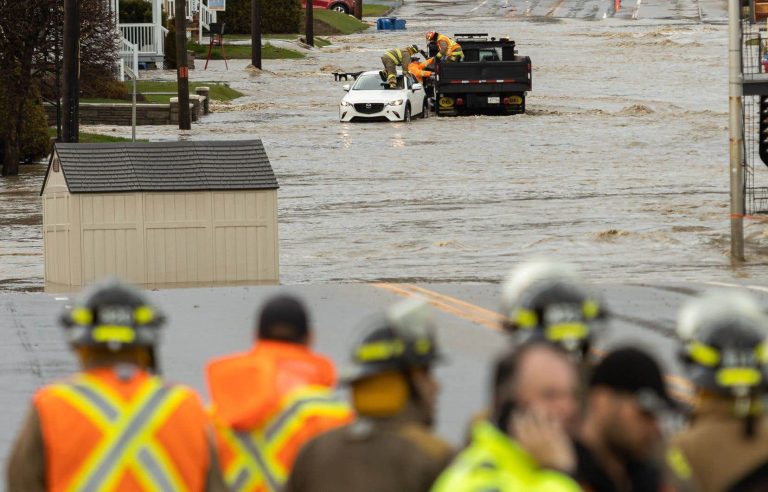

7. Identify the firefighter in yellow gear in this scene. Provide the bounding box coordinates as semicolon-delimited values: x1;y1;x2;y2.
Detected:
425;31;463;62
667;291;768;492
382;44;419;89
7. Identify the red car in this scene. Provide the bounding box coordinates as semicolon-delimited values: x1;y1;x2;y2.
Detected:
302;0;356;14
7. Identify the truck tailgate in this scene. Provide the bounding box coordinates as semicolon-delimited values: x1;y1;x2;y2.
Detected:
437;60;531;93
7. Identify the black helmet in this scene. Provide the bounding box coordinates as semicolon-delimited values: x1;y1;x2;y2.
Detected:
344;298;441;383
500;260;605;357
678;291;768;401
61;278;165;351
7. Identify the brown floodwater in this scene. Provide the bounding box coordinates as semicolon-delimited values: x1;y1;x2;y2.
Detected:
5;2;768;291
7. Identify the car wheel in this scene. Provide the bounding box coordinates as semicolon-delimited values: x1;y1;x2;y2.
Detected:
331;3;349;13
422;100;429;119
404;104;411;123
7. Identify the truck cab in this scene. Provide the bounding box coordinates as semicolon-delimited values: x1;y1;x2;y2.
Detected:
427;33;532;116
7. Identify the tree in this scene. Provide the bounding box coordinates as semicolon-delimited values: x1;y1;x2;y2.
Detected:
0;0;52;175
0;0;123;175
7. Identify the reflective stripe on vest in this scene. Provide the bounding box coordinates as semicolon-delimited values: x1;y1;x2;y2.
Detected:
220;387;352;492
385;49;404;65
48;374;189;492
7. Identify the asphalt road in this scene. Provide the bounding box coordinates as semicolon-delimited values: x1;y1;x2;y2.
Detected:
2;279;766;466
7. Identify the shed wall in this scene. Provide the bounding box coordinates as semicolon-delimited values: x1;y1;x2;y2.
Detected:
42;157;73;285
44;189;278;286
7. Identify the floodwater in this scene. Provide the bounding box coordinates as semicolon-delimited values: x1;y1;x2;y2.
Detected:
5;0;768;291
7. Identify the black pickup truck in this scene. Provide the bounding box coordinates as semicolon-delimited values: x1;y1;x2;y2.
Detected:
426;33;532;116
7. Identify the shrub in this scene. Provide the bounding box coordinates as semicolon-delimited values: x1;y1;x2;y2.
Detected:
119;0;153;22
19;88;51;161
218;0;301;34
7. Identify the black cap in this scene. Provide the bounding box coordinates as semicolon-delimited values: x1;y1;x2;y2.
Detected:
257;294;309;343
590;348;675;413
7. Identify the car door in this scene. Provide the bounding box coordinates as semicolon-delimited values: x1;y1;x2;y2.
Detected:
406;75;425;113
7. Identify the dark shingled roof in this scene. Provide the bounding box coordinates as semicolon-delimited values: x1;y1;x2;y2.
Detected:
42;140;278;194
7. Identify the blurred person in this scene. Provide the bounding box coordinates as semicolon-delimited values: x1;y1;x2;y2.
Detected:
381;44;419;89
6;278;226;491
462;259;609;437
425;31;464;62
575;347;675;492
500;259;607;368
285;298;453;492
432;342;581;491
667;291;768;492
206;294;353;492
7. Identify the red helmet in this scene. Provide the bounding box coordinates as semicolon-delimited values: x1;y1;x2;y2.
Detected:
425;31;437;42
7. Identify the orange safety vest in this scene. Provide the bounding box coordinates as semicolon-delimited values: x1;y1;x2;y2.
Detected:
408;59;434;82
207;341;354;492
34;367;210;492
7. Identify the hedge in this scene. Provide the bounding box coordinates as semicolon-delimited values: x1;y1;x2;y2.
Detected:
217;0;301;35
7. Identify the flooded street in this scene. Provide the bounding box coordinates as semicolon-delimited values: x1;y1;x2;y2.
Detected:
6;0;768;290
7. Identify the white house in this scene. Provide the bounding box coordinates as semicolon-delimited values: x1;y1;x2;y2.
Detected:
110;0;218;73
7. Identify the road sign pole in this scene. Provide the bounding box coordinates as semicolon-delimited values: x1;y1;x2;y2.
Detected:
730;0;745;260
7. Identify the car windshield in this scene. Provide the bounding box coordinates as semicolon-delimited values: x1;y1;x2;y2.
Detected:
353;74;404;90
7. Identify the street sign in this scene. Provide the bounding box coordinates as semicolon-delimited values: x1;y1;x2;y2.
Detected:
209;0;226;11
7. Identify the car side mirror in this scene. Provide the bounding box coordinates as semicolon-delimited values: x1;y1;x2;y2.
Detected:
412;83;423;91
343;84;350;92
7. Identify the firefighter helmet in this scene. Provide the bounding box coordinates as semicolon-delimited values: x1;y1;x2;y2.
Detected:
500;260;605;357
425;31;437;42
678;290;768;399
344;298;441;383
61;278;165;351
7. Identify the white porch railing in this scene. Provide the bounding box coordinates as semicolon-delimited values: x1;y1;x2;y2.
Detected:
118;37;139;81
120;23;160;54
165;0;218;42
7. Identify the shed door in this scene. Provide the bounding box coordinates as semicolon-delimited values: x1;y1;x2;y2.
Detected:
80;194;142;284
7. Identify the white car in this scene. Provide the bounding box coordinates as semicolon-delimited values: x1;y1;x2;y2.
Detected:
339;70;428;123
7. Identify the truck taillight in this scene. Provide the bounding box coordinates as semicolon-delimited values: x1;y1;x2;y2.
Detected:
527;63;531;72
456;98;464;106
503;97;510;105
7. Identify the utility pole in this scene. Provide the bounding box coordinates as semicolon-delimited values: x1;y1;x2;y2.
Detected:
354;0;363;20
175;0;191;130
62;0;79;143
306;0;314;47
729;0;745;260
251;0;261;69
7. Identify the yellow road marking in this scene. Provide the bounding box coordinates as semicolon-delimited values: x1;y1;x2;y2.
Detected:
371;283;695;402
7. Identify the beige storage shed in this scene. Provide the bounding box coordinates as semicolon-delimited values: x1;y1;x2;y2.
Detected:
41;140;279;287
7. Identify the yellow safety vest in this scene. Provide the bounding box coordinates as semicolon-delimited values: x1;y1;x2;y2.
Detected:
215;386;354;492
432;421;580;492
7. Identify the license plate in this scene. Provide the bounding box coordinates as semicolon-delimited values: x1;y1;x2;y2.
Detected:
487;96;500;104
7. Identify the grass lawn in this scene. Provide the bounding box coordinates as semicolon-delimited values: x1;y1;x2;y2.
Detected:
81;82;242;105
189;42;305;60
363;4;392;16
311;9;369;34
49;128;143;143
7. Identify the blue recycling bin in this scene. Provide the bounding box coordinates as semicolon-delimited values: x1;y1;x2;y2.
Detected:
376;17;393;30
376;17;406;30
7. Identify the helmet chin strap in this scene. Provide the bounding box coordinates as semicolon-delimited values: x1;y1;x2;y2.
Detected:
403;369;433;427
